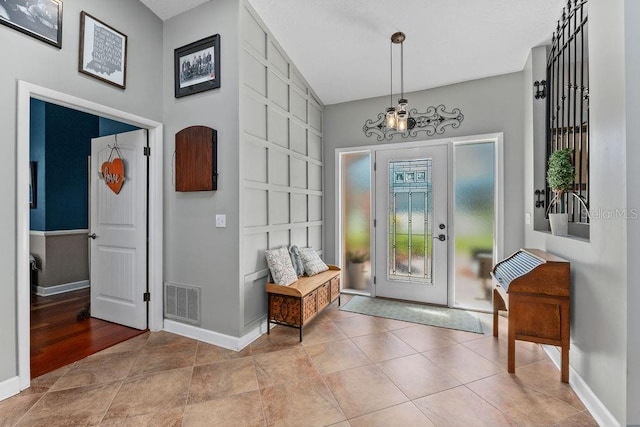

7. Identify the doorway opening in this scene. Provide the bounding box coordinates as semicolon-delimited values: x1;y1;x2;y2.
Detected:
17;81;164;391
28;99;148;378
337;134;503;310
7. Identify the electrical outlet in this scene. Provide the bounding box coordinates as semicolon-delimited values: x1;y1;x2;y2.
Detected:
215;214;226;228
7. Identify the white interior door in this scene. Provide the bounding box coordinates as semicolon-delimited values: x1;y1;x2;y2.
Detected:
374;145;448;304
90;129;148;330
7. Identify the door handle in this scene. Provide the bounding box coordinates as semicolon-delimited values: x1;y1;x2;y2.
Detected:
434;234;446;242
88;233;97;239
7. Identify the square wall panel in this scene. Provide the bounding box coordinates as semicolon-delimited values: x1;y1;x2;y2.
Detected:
269;230;289;249
268;150;289;186
308;163;322;191
244;95;267;140
308;132;322;161
268;72;289;111
244;232;268;272
290;89;307;123
268;109;288;148
290;157;307;189
244;189;267;226
309;104;322;132
244;141;267;183
243;8;266;58
308;226;322;250
291;227;307;248
270;191;290;225
269;42;289;78
309;195;322;221
291;68;307;93
290;121;307;155
244;277;267;326
291;193;307;223
244;51;267;96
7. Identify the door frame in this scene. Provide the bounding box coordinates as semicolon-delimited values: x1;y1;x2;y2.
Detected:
16;81;164;390
334;133;504;305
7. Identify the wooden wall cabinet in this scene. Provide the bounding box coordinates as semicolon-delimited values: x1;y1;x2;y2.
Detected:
175;126;218;191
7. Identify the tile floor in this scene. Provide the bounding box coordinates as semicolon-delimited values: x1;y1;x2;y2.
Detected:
1;295;598;426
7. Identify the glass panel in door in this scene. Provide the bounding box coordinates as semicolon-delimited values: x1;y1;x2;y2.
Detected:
387;160;432;283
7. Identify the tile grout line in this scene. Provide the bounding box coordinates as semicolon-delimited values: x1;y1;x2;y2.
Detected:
97;379;126;424
300;344;348;425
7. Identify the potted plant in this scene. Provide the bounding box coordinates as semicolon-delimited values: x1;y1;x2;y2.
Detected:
546;148;575;236
346;250;369;290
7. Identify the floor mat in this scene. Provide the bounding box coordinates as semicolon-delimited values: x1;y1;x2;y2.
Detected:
340;295;484;334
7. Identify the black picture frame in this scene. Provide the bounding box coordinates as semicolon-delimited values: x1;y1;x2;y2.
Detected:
174;34;220;98
29;161;37;209
78;11;127;89
0;0;63;48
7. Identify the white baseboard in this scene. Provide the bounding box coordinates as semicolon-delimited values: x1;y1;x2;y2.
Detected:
164;319;268;352
542;345;620;427
35;280;90;297
0;376;20;402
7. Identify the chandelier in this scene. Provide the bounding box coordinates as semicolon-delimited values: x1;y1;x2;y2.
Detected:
363;31;465;141
385;31;411;132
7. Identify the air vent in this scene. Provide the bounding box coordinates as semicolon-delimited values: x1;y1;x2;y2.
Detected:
164;282;201;325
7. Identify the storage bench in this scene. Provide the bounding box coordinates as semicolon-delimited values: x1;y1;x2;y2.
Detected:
266;265;341;341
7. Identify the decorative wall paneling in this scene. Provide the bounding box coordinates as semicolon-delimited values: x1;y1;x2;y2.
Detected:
239;3;324;332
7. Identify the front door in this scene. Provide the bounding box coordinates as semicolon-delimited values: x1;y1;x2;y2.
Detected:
374;145;448;304
90;129;148;330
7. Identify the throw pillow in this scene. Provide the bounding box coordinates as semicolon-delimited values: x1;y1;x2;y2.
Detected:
265;247;298;285
299;247;329;276
289;245;305;276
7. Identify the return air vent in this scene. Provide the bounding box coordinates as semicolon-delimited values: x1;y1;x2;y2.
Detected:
164;282;201;325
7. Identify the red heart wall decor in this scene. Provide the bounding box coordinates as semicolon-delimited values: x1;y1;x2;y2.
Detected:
101;158;124;194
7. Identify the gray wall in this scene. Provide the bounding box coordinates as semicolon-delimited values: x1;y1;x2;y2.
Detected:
323;72;525;265
524;0;631;423
0;0;161;385
30;232;89;288
162;0;242;337
239;2;324;335
625;0;640;422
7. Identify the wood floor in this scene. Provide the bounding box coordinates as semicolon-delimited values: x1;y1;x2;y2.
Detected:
30;288;146;378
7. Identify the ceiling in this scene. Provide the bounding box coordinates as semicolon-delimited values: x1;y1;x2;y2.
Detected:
140;0;565;105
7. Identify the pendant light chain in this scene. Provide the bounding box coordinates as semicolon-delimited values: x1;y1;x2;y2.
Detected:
390;38;393;108
400;40;404;100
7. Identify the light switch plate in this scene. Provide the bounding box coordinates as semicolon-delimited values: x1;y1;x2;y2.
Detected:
525;212;531;225
215;214;226;228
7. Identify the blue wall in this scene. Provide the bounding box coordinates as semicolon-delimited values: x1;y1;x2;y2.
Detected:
44;104;99;230
30;99;46;230
29;100;140;231
99;117;140;136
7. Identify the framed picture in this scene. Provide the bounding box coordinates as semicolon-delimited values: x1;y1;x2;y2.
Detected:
29;161;37;209
78;11;127;89
0;0;62;48
174;34;220;98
